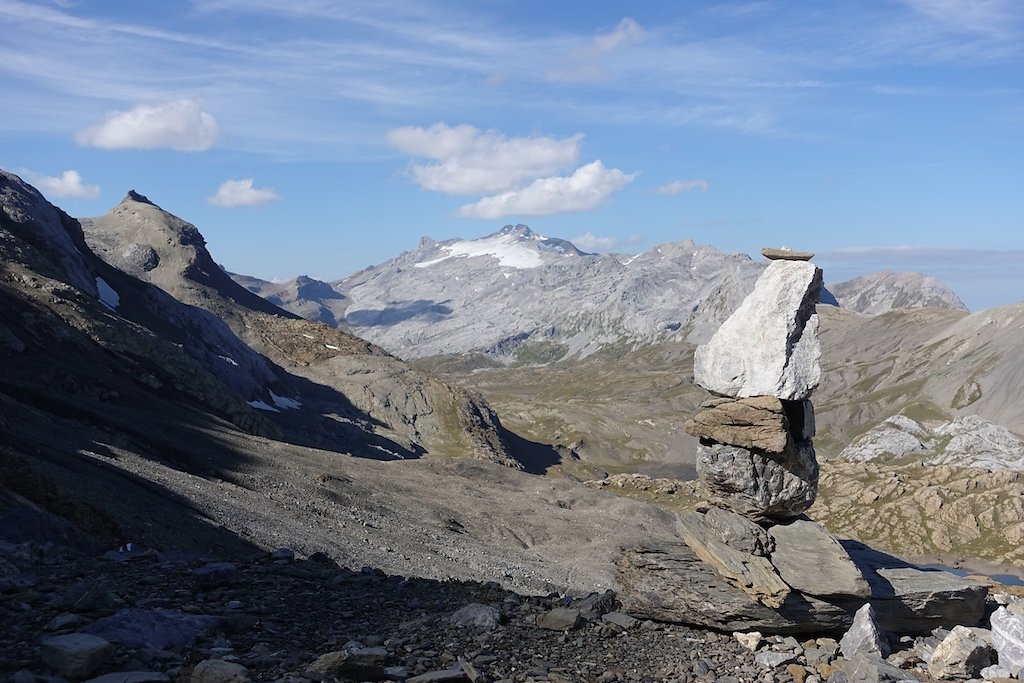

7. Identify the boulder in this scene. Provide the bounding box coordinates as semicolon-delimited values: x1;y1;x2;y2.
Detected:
685;396;791;453
991;607;1024;676
768;519;870;598
83;608;222;649
927;625;994;679
840;604;890;659
447;603;503;630
842;653;912;683
617;541;987;635
696;441;818;521
537;607;582;631
191;659;250;683
677;509;790;608
693;259;822;401
39;633;114;679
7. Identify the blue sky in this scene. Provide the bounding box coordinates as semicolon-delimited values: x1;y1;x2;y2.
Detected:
1;0;1022;309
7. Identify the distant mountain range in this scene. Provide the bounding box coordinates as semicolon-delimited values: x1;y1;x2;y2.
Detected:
234;224;967;364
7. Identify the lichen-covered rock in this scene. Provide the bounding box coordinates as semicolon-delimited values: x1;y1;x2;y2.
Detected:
696;441;818;521
693;259;822;400
992;607;1024;676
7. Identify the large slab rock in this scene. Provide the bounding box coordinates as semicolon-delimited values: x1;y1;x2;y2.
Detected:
696;441;818;521
685;397;790;453
617;540;987;635
677;510;790;608
39;633;114;678
769;519;870;598
694;259;822;400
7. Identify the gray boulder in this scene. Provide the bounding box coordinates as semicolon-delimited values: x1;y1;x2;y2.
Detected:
537;607;582;631
191;659;250;683
840;604;890;659
927;625;994;679
768;519;870;598
447;603;503;630
842;653;915;683
39;633;114;678
991;607;1024;676
696;441;818;521
693;259;822;400
83;608;222;649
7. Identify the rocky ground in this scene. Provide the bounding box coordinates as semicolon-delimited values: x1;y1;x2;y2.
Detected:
4;535;1023;683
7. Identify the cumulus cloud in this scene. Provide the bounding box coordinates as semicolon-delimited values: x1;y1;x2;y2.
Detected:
207;178;281;207
387;123;583;195
655;179;709;195
454;161;635;219
22;169;100;199
572;231;643;252
76;99;220;152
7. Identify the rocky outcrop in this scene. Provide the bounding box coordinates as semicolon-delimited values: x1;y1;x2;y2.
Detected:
618;538;987;635
840;414;1024;471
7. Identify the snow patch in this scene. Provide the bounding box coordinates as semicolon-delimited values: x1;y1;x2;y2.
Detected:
270;390;302;410
324;343;339;350
414;232;549;269
248;400;280;413
95;277;120;310
219;355;239;366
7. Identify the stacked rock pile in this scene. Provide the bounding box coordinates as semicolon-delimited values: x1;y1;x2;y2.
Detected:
687;250;822;521
616;248;991;638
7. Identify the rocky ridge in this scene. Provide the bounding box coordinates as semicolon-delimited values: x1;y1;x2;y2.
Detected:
830;271;967;315
234;226;966;366
79;189;520;465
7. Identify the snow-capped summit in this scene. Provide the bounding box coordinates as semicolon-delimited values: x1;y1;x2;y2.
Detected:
413;224;588;270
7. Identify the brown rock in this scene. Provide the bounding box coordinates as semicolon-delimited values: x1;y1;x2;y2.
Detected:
761;247;814;261
787;663;809;683
685;396;791;453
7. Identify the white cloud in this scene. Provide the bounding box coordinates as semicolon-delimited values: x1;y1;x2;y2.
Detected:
207;178;281;207
655;179;709;195
454;161;636;219
387;123;583;195
548;17;645;82
572;231;643;252
76;99;220;151
21;169;100;199
590;18;645;55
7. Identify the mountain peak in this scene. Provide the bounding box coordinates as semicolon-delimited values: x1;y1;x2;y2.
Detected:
124;190;155;206
496;224;539;240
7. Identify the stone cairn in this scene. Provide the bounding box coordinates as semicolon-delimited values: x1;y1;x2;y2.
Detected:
616;247;990;636
688;247;821;522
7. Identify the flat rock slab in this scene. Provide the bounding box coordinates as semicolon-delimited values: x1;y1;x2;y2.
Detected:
761;247;815;261
694;259;822;401
769;519;870;598
618;540;988;635
39;633;114;679
696;442;818;522
686;397;790;453
83;608;223;649
678;510;790;608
